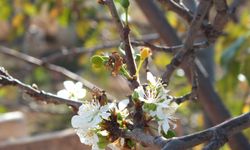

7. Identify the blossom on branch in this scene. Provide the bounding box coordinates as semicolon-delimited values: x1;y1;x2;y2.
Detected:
57;80;86;101
133;72;179;134
71;101;111;150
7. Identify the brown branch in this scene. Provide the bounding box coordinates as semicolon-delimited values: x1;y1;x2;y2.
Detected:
131;41;208;53
43;33;159;63
229;0;246;22
158;0;244;43
161;0;212;84
0;46;116;100
158;0;193;23
103;0;139;89
123;112;250;150
0;67;81;110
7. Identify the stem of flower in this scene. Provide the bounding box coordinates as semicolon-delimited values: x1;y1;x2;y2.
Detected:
136;59;144;77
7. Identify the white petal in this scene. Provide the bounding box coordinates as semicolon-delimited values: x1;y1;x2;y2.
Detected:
156;106;165;120
100;105;109;112
162;121;170;134
135;86;145;98
75;89;87;99
92;115;102;126
108;103;116;110
71;115;90;129
75;129;89;144
57;89;70;98
101;112;111;120
75;82;83;89
64;80;75;91
147;72;156;85
118;99;129;110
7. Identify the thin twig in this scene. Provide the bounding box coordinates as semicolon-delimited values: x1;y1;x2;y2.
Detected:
43;33;159;63
158;0;193;23
0;46;116;100
207;0;229;42
0;67;81;110
131;40;208;53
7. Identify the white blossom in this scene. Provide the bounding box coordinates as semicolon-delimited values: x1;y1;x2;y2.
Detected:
108;99;129;119
134;72;169;104
57;80;86;101
75;128;100;150
71;101;111;150
152;102;178;134
134;72;179;134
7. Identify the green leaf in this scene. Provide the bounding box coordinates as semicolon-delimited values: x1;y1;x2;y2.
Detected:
220;36;246;70
58;8;70;27
162;130;176;139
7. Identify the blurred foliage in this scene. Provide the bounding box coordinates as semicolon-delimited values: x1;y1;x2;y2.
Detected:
215;9;250;117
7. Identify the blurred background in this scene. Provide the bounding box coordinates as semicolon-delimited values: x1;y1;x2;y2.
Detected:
0;0;249;149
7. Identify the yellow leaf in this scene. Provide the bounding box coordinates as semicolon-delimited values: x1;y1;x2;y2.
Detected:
12;14;24;28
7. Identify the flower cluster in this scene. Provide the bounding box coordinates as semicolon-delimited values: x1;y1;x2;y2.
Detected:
133;72;178;134
57;77;178;149
71;101;111;149
57;81;129;149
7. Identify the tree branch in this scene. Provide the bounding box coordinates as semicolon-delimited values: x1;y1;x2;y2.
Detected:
43;33;159;63
124;112;250;150
132;41;208;53
134;0;250;149
103;0;139;89
158;0;193;23
0;46;116;100
161;0;212;84
0;67;81;110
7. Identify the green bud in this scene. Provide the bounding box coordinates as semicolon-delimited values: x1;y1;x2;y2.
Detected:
91;55;105;68
121;0;130;9
115;0;130;9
